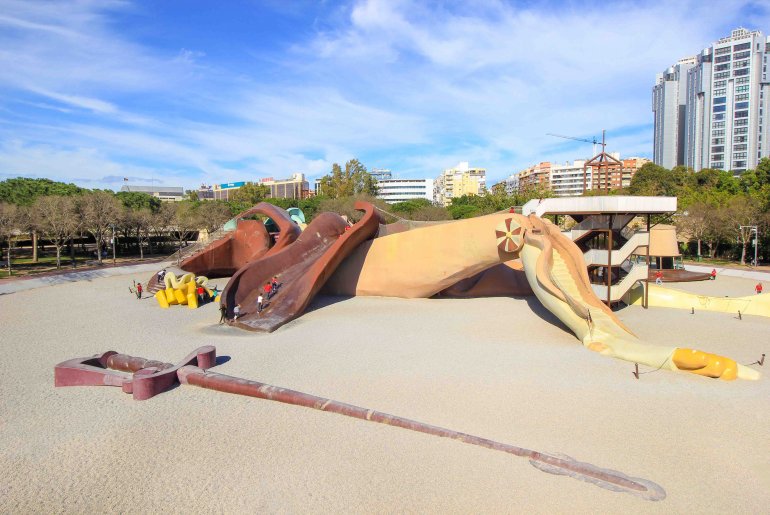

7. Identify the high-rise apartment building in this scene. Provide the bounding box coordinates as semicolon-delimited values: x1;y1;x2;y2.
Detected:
434;162;486;206
653;57;696;169
654;28;770;173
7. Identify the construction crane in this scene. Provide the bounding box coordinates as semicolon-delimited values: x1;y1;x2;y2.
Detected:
546;131;607;157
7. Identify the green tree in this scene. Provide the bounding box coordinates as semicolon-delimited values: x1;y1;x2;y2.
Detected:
318;159;378;199
0;177;84;206
116;191;162;213
79;191;122;264
627;163;694;196
197;201;232;233
230;182;270;205
32;196;79;268
0;203;19;274
722;195;764;264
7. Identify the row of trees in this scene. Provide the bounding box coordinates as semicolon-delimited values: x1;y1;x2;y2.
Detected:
0;181;234;273
6;156;769;273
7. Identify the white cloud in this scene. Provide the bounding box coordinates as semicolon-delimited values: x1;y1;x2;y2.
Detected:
0;0;768;191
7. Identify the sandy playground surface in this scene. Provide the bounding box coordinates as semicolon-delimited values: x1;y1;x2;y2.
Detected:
1;270;769;513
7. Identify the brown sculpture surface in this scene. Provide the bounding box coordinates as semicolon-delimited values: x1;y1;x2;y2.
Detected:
436;260;533;298
180;202;302;277
221;201;383;332
54;346;216;400
54;346;666;501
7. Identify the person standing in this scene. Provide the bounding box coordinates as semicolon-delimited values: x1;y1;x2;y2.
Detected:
263;282;272;300
755;282;763;295
257;293;264;314
655;270;663;286
136;283;143;299
271;276;278;296
233;304;241;321
711;268;717;280
219;303;227;324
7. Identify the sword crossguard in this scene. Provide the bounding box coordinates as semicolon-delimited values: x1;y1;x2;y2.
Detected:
54;346;217;400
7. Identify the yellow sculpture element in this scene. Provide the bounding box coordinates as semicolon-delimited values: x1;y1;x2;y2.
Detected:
327;211;759;381
630;283;770;318
155;272;210;309
672;349;737;380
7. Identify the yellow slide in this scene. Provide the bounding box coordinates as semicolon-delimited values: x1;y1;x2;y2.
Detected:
154;272;210;309
630;283;770;318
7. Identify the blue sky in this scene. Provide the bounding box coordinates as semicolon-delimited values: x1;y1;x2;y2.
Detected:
1;0;769;191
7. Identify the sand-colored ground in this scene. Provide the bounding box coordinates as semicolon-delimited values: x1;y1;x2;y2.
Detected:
1;271;769;513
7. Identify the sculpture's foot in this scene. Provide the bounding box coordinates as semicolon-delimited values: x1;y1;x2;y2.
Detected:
672;348;759;380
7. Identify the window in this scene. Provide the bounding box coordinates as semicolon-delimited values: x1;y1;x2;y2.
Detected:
734;59;750;68
735;136;748;143
734;144;748;151
712;138;725;145
734;50;751;59
736;77;750;84
713;113;725;120
716;63;731;71
712;162;724;169
735;93;749;101
715;71;730;79
714;80;727;87
713;96;727;104
713;105;726;112
712;146;724;153
733;42;751;51
735;119;749;126
713;130;725;136
734;68;749;76
715;46;731;55
734;127;748;134
713;121;726;128
733;152;747;159
715;54;731;63
735;101;749;109
714;88;727;96
735;110;749;118
712;154;724;161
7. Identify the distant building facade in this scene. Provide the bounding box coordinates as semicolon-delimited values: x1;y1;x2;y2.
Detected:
376;178;434;204
120;185;184;202
512;155;648;197
370;168;393;181
434;162;486;206
207;173;310;201
654;27;770;173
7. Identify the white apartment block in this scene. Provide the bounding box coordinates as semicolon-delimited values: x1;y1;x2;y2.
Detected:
549;160;593;197
654;27;770;173
434;162;486;207
377;179;434;204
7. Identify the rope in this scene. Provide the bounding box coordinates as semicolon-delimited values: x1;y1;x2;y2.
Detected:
636;355;672;375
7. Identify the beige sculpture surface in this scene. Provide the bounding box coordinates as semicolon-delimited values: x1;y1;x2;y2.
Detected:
327;211;759;381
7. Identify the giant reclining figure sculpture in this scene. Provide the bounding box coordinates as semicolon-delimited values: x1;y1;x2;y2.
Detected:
183;202;759;381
